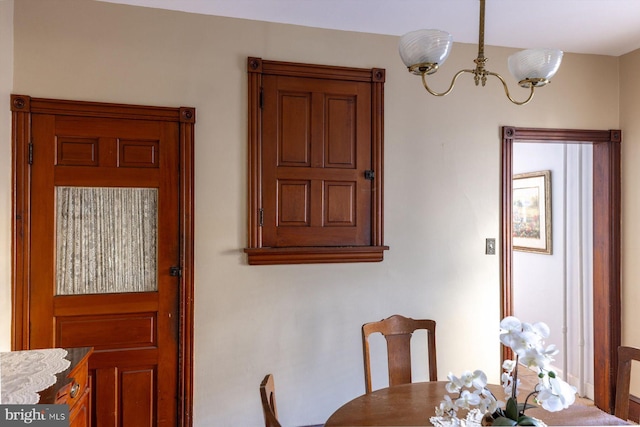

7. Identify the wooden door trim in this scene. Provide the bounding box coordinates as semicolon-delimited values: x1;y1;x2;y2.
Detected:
500;126;621;413
10;94;195;427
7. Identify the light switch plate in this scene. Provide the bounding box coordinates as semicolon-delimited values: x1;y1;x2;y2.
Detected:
486;238;496;255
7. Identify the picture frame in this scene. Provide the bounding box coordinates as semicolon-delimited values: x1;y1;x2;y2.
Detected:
512;170;552;254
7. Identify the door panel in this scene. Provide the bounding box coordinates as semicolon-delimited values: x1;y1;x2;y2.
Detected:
29;112;179;426
56;313;156;349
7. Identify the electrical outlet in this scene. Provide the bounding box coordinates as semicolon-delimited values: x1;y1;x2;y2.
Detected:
485;238;496;255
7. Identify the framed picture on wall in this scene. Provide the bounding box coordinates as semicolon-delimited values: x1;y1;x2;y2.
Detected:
512;170;552;254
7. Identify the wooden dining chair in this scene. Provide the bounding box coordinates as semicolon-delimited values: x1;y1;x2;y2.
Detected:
361;314;437;393
260;374;324;427
260;374;282;427
614;345;640;420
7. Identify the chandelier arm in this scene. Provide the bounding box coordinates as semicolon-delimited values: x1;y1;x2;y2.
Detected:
486;71;536;106
420;69;476;97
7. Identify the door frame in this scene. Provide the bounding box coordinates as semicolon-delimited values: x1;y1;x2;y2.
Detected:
10;94;195;427
500;126;621;413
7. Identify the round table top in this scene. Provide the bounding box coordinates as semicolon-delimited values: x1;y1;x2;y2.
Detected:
324;381;628;426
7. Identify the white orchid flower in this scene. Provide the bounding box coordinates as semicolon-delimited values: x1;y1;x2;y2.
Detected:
537;377;577;412
433;317;575;426
543;344;560;357
455;389;481;409
501;373;520;397
446;372;464;393
500;316;522;331
471;370;488;390
513;330;542;353
499;316;522;348
478;393;499;413
519;347;551;370
437;394;457;416
530;321;551;339
501;372;512;387
460;370;475;388
502;359;517;372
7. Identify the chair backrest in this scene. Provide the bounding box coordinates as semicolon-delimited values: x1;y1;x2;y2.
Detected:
361;314;437;394
614;346;640;420
260;374;283;427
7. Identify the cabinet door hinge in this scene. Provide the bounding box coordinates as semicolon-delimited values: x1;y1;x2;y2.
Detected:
28;142;33;165
259;208;264;227
364;170;375;180
259;87;264;109
169;266;182;277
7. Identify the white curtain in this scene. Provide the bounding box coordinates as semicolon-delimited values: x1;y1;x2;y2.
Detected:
56;187;158;295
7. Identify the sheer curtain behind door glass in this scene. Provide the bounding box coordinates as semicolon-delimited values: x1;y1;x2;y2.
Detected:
55;187;158;295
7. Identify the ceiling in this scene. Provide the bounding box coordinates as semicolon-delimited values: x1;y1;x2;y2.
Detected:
98;0;640;56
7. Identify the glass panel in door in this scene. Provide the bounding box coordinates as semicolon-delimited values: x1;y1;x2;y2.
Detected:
55;186;158;295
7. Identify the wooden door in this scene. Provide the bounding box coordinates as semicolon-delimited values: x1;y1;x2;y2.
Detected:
261;74;372;247
11;96;195;427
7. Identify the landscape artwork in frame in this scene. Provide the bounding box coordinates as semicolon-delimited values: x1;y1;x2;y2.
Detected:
512;170;552;254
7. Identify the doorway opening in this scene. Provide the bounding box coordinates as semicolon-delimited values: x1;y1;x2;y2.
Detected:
500;126;621;412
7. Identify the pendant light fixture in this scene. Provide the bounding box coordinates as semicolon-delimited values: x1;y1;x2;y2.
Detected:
398;0;563;105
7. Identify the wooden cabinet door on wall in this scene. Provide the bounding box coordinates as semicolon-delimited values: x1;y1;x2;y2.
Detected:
245;57;388;265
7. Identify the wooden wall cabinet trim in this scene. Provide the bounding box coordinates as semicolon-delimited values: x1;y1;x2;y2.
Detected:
245;57;388;265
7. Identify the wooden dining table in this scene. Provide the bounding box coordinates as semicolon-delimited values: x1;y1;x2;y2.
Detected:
324;381;628;426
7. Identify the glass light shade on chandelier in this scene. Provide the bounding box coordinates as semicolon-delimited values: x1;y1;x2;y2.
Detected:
399;29;453;75
508;48;563;87
398;0;563;105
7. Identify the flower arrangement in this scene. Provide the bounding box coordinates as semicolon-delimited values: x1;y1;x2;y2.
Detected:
430;316;577;427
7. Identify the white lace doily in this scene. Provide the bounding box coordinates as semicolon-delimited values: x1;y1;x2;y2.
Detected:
0;348;71;404
430;409;485;427
430;409;547;427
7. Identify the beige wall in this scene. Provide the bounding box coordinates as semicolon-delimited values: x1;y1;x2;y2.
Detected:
0;0;13;353
620;47;640;392
5;0;624;425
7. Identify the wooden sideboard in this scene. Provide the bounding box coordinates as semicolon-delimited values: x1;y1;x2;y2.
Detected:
35;347;93;427
1;347;93;425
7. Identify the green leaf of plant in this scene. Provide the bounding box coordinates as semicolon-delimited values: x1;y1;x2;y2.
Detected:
492;416;518;426
517;402;537;412
506;398;519;420
517;415;541;426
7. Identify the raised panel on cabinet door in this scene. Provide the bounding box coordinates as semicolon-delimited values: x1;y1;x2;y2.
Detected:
325;95;356;168
279;91;311;166
278;180;310;226
325;181;356;226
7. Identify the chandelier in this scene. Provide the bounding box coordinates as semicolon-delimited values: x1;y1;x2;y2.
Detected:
398;0;563;105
